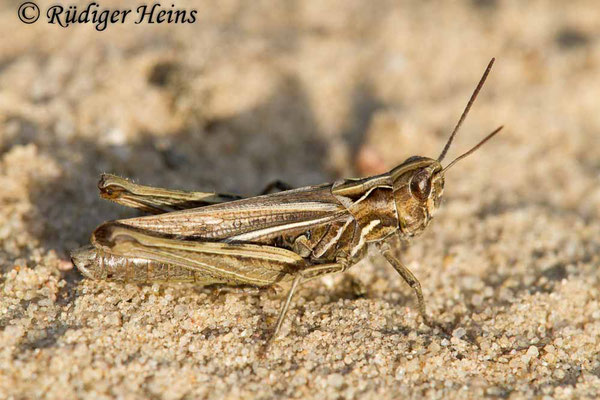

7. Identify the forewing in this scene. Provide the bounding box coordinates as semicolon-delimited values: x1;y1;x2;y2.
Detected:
112;184;349;243
92;222;305;286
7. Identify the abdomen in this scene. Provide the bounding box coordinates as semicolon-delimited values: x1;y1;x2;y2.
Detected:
71;245;224;284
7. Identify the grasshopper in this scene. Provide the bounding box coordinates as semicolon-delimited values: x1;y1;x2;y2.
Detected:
72;58;502;341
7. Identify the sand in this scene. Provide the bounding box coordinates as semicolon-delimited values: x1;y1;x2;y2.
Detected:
1;0;599;399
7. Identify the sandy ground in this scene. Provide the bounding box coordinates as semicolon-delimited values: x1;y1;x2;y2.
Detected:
1;0;600;399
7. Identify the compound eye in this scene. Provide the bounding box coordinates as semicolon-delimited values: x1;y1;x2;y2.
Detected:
410;171;432;202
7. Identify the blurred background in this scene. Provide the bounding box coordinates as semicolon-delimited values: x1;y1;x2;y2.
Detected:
1;1;599;399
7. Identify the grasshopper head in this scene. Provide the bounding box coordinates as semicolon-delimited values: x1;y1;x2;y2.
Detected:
389;124;502;237
390;157;444;236
388;58;503;237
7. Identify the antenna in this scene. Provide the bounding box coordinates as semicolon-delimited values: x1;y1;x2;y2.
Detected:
441;125;503;173
438;58;495;162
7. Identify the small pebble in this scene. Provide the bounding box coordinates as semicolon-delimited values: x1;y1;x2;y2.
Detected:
327;373;344;389
452;328;467;339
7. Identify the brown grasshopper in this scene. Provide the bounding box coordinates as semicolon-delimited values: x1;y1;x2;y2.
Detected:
72;58;502;340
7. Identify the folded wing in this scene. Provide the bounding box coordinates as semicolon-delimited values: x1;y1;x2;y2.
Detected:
110;184;348;243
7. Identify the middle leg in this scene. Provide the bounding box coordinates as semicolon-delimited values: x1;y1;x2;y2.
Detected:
270;261;348;342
